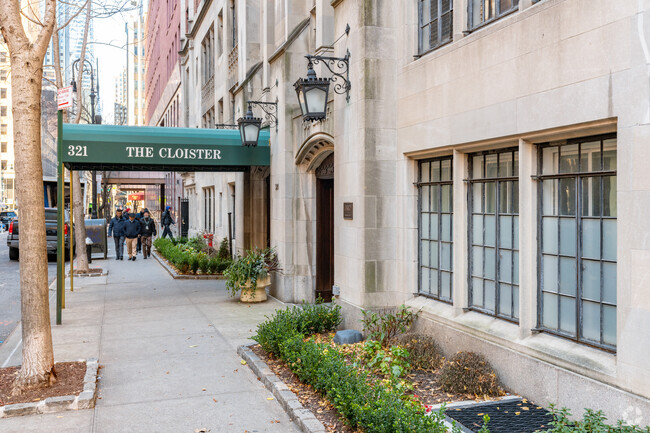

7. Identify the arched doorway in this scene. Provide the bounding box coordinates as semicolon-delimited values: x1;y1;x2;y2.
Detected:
315;153;334;301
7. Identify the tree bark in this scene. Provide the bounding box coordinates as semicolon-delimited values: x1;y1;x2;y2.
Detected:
0;0;58;390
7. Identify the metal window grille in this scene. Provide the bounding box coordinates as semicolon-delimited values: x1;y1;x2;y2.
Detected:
468;0;519;30
537;135;617;351
468;148;519;321
417;157;453;302
418;0;453;55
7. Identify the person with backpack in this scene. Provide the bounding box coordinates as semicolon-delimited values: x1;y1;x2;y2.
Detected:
108;208;126;260
161;206;175;240
139;210;157;259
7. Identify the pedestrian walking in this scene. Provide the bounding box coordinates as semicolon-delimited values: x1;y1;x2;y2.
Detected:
136;208;147;254
107;208;126;260
139;210;157;259
161;206;175;240
123;213;142;261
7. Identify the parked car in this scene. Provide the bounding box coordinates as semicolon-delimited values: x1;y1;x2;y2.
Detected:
0;211;17;226
7;208;71;260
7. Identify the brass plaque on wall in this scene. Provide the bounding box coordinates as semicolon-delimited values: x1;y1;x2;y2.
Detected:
343;202;353;220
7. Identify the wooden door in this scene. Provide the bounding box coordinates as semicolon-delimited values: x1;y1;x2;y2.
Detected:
316;177;334;301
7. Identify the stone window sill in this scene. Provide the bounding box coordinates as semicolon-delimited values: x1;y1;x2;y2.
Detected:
407;296;616;379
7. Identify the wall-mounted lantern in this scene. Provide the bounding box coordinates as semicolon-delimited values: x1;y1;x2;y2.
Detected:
237;103;262;147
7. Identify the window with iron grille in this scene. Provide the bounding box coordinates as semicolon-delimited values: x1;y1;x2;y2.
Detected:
418;0;453;54
538;135;617;350
468;0;519;30
418;157;453;302
468;148;519;321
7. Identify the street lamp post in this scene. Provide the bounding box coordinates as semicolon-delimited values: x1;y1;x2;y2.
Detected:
71;58;100;218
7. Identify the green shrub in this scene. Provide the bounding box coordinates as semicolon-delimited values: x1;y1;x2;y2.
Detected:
217;237;230;260
439;352;502;396
198;255;210;274
364;340;412;378
393;333;444;371
224;248;280;297
361;305;417;347
544;405;650;433
252;304;463;433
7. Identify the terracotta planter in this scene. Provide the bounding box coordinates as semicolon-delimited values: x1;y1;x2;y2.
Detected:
239;275;271;303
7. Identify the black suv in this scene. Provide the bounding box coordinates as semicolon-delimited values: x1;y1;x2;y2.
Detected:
0;211;17;226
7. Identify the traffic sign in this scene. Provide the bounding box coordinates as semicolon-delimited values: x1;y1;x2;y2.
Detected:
57;86;73;110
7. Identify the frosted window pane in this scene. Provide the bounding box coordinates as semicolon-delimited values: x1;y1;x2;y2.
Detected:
560;297;576;335
603;262;616;304
559;257;577;296
499;283;512;317
421;240;429;265
603;140;616;170
472;215;483;244
430;241;439;269
603;305;616;346
431;185;439;212
559;218;577;256
441;214;452;241
513;216;519;248
499;216;512;249
441;242;451;270
580;141;601;172
422;186;430;211
499;181;509;213
582;260;600;301
485;215;496;247
472;155;483;178
582;177;600;217
431;269;438;293
430;214;439;240
542;180;556;215
432;161;440;182
486;154;498;177
542;217;558;254
421;162;431;182
486;183;496;213
543;293;558;329
512;286;519;319
485;247;496;280
582;219;601;259
582;301;600;342
513;251;519;284
441;159;451;181
421;268;430;294
559;178;576;216
472;183;482;212
543;255;558;293
499;152;512;177
603;219;616;261
542;146;558;175
472;277;484;306
513;181;519;213
500;249;512;283
485;280;496;312
441;272;451;299
421;213;430;239
441;185;451;212
472;246;483;277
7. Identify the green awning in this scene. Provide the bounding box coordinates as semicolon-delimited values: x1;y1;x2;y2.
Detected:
61;124;270;171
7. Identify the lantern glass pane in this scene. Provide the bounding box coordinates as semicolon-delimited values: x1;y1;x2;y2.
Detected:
244;123;259;144
305;86;327;114
297;87;307;116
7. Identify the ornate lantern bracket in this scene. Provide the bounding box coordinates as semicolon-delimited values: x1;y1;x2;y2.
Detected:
248;100;278;130
305;49;351;102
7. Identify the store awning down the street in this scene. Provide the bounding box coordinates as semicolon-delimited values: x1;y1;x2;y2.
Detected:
61;124;270;171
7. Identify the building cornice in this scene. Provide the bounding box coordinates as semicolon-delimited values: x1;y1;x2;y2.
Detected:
232;61;263;95
187;0;213;40
330;0;345;8
268;18;311;64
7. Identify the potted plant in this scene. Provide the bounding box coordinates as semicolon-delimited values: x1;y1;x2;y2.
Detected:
224;247;280;302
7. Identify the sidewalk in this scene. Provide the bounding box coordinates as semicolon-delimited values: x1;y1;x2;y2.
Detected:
0;248;299;432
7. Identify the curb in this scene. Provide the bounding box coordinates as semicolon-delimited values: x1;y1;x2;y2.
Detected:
151;251;225;280
237;344;327;433
0;358;99;418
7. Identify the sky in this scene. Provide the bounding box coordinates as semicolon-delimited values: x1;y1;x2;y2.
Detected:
92;0;140;124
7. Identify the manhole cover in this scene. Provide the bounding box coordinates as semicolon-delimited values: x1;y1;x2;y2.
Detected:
446;399;553;433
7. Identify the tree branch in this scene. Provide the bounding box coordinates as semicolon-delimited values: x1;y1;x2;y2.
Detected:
55;0;90;32
0;0;30;49
33;0;57;57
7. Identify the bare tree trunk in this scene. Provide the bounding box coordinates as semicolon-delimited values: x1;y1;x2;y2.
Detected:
70;0;93;273
0;0;58;390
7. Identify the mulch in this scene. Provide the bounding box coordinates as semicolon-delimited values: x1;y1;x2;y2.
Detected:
0;361;86;406
251;344;361;433
409;369;487;406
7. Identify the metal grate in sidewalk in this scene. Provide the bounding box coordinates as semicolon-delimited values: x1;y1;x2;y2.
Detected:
446;398;553;433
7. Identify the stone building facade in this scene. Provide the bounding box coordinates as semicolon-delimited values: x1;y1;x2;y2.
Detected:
175;0;650;422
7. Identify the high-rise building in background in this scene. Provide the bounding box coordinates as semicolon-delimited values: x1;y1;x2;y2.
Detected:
0;36;14;210
127;8;147;126
114;68;128;125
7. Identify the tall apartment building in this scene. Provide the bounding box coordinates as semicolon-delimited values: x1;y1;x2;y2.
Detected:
114;68;128;125
174;0;650;423
127;8;147;126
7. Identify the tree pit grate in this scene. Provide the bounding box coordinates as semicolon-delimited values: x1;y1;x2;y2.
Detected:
446;398;553;433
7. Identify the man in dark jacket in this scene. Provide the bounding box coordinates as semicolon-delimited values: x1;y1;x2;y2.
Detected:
136;208;148;254
161;206;174;240
123;213;142;261
139;210;157;259
108;209;126;260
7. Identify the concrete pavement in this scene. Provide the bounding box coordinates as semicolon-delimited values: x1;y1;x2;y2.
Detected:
0;246;299;432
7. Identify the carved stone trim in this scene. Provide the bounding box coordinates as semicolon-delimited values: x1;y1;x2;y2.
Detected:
295;132;334;172
315;153;334;179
